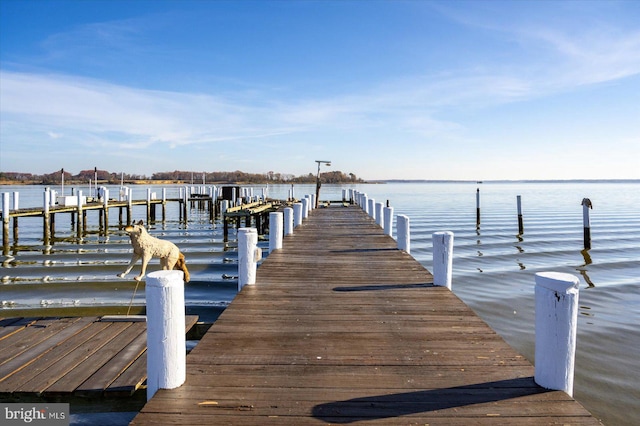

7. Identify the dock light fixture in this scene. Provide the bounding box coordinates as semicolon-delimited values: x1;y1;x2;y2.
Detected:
315;160;331;208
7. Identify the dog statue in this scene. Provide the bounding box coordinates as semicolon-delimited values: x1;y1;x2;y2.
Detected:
118;220;190;282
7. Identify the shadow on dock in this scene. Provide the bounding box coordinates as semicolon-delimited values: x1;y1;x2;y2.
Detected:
312;377;549;423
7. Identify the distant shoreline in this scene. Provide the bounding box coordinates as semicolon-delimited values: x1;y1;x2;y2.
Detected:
2;179;638;186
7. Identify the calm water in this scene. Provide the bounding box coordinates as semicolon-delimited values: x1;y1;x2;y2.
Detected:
1;182;639;425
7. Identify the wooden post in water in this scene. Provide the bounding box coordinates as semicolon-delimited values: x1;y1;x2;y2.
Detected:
103;188;109;234
182;187;188;221
162;188;167;222
145;270;186;401
146;188;152;224
127;189;133;225
283;207;293;236
433;231;454;290
12;192;19;245
269;212;283;253
397;214;410;253
534;271;579;397
2;192;10;254
581;198;592;250
476;188;481;228
238;228;260;291
517;195;524;235
76;190;84;237
43;189;51;245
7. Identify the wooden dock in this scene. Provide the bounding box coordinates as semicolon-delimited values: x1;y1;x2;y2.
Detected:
131;206;602;425
0;315;198;397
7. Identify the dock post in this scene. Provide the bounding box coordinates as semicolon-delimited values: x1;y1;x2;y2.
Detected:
476;188;481;228
383;205;394;236
433;231;454;290
284;207;293;236
146;188;152;224
238;228;260;291
301;198;309;220
2;193;9;254
517;195;524;235
534;272;579;397
76;190;85;237
162;188;167;222
581;198;592;250
269;212;283;253
375;202;383;226
397;214;410;253
12;192;19;245
103;188;109;234
362;194;369;214
293;203;303;228
127;189;132;225
145;270;186;401
43;189;51;246
368;198;376;221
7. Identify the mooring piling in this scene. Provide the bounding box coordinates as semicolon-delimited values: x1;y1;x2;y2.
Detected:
534;271;580;396
145;270;187;401
517;195;524;235
582;198;592;250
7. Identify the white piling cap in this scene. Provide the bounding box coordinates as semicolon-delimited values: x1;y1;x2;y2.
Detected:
535;272;579;293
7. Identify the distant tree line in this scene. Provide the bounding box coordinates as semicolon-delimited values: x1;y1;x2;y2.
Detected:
0;169;365;184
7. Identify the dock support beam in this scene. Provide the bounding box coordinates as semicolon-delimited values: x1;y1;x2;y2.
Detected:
534;272;579;397
145;270;186;401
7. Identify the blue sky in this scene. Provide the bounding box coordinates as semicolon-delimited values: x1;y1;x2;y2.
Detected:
1;0;639;180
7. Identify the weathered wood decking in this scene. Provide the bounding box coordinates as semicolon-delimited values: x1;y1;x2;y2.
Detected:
0;315;198;397
132;205;601;425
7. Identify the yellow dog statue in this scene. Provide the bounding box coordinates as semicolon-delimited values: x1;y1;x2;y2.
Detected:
118;220;190;282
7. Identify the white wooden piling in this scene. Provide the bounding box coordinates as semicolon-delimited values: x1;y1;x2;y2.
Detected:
383;206;394;236
13;192;19;210
2;193;10;224
362;194;369;214
368;198;376;221
534;271;580;396
238;228;260;291
375;202;383;227
397;214;410;253
284;207;294;236
145;270;186;401
293;203;303;228
76;190;83;236
582;198;592;250
301;197;309;219
432;231;454;290
269;212;283;253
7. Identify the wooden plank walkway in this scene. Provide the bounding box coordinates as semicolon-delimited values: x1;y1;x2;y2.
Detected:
131;205;602;425
0;315;198;397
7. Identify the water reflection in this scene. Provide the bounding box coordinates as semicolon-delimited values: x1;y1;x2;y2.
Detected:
577;248;595;288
